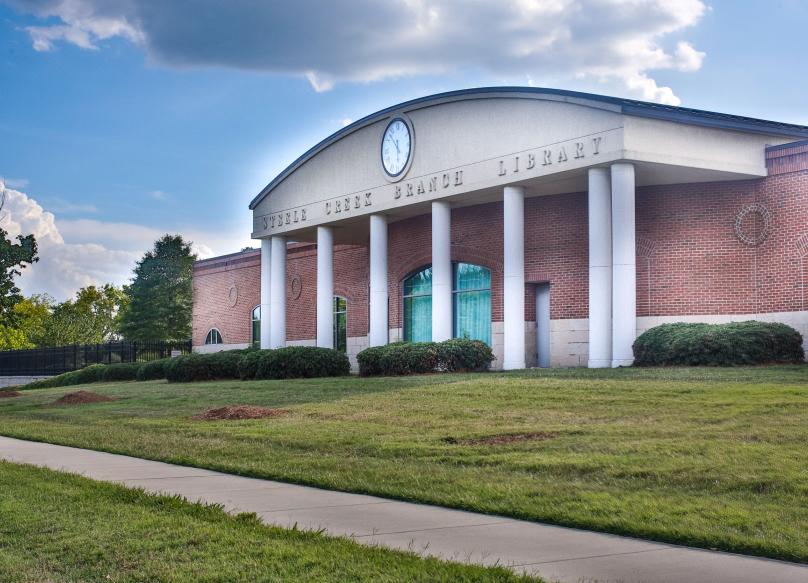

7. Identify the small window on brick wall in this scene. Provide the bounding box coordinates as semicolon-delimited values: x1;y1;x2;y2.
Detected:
333;296;347;353
205;328;223;345
251;306;261;348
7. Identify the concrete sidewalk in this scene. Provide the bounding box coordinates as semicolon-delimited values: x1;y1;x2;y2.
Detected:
0;436;804;583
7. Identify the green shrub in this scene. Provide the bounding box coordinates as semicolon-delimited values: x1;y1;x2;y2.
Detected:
136;358;170;381
238;350;263;380
436;339;496;372
99;363;140;382
357;339;495;376
23;364;107;389
633;321;805;366
164;351;243;383
252;346;350;380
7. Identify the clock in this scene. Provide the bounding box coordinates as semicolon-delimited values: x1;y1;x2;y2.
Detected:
381;117;412;179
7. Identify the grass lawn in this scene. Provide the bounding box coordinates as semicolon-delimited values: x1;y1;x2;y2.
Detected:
0;461;535;582
1;366;806;563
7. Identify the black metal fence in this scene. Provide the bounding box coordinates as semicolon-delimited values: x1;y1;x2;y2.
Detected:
0;340;193;376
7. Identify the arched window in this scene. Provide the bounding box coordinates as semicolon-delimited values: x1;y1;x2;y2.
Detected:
333;296;347;352
403;263;491;345
205;328;223;345
403;267;432;342
453;263;491;346
251;306;261;348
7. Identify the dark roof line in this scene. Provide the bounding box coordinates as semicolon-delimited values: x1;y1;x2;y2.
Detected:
766;138;808;153
250;86;808;210
194;248;259;267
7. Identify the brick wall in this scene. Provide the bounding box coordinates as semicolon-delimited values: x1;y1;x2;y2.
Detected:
193;163;808;346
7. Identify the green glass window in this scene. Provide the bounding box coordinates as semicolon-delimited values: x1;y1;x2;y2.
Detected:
403;267;432;342
333;296;347;352
453;263;491;345
251;306;261;348
205;328;222;345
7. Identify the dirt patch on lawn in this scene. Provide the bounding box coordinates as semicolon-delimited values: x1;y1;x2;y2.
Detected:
191;405;288;421
53;390;115;406
444;431;559;446
0;390;22;398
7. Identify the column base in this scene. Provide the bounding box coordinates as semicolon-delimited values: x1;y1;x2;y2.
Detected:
503;360;526;371
588;359;612;369
611;358;634;368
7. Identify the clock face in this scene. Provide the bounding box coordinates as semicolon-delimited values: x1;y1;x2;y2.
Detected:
381;118;411;177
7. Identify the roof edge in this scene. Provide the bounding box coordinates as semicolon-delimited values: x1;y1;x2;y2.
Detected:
249;86;808;210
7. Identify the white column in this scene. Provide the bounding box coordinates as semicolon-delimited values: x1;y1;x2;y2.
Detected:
431;201;453;342
269;235;287;348
588;168;612;368
260;238;272;349
611;163;636;367
369;214;389;346
503;186;525;370
316;226;334;348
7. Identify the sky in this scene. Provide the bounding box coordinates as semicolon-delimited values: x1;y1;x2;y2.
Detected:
1;0;806;301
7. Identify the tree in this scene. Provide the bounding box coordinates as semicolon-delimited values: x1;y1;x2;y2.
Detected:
119;234;196;341
42;285;127;346
0;323;32;350
12;294;53;347
0;189;39;327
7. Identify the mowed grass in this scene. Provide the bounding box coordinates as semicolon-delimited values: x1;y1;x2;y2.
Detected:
0;462;536;582
1;366;807;562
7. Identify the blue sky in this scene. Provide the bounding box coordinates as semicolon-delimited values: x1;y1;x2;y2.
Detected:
0;0;806;299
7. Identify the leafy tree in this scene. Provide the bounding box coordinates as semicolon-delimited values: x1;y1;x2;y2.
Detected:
119;235;196;341
0;323;33;350
43;285;127;346
12;294;53;346
0;190;38;327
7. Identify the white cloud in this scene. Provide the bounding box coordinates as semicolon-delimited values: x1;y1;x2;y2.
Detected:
0;180;241;300
9;0;707;104
0;180;136;300
148;189;167;200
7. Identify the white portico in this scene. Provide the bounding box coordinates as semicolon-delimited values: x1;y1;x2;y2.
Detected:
249;87;805;369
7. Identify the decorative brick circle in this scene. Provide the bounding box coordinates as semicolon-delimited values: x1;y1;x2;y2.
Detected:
290;275;303;300
734;203;771;246
227;284;239;307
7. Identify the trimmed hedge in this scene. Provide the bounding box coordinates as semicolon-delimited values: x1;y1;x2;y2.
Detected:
164;351;245;383
357;339;495;376
23;364;107;389
237;350;263;380
99;363;140;382
165;347;349;383
249;346;351;380
136;358;170;381
633;321;805;366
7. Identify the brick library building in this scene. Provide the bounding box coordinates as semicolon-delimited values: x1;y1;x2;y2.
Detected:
192;87;808;370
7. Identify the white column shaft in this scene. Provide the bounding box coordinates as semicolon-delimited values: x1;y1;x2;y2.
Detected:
503;186;525;370
269;235;287;348
431;201;453;342
316;226;334;348
611;163;636;367
259;238;272;349
588;168;612;368
369;214;389;346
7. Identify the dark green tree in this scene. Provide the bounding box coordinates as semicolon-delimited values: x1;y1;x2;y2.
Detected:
0;191;39;327
119;234;196;341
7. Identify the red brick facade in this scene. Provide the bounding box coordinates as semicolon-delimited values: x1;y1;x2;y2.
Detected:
193;149;808;348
